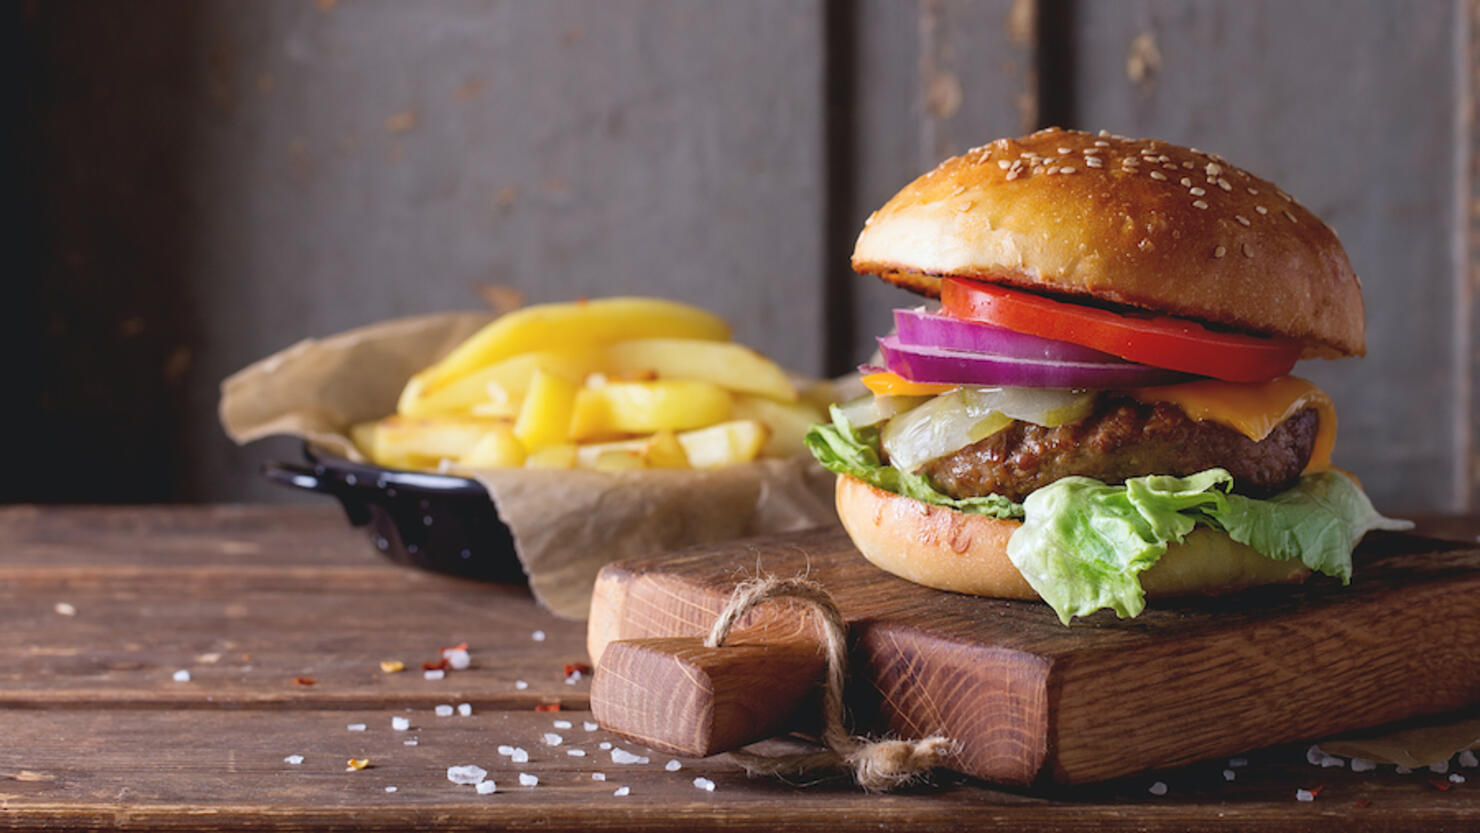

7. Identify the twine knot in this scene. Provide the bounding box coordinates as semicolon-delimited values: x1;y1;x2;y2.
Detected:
704;576;954;792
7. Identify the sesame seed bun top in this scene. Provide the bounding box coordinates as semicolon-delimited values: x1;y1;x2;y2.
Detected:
851;127;1365;358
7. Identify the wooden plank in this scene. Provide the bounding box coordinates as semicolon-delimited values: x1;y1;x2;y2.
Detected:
0;506;590;710
588;527;1480;784
2;709;1476;832
1062;0;1463;513
18;0;829;503
843;0;1037;369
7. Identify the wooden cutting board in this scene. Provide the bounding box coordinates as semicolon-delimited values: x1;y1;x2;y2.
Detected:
587;526;1480;786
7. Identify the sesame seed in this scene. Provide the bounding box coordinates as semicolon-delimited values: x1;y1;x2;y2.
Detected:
1279;190;1294;202
1217;178;1232;191
1163;163;1178;170
1247;187;1260;195
1085;157;1103;168
952;185;967;195
1255;205;1268;215
1193;200;1209;209
1180;177;1192;187
1190;186;1206;196
997;160;1011;169
1095;139;1110;146
1005;171;1020;181
957;200;974;211
1214;246;1226;258
1057;146;1072;154
1098;129;1111;137
1235;215;1250;226
1032;166;1045;175
1182;160;1195;169
1206;163;1223;176
1241;243;1254;257
1060;166;1076;174
1149;171;1166;180
1283;209;1297;222
1083;147;1102;155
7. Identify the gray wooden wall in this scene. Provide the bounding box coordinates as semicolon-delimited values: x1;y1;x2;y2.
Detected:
12;0;1472;513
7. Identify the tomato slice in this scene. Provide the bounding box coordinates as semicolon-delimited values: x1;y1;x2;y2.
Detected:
940;278;1301;383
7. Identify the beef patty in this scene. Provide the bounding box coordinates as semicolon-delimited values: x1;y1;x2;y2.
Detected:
916;396;1319;503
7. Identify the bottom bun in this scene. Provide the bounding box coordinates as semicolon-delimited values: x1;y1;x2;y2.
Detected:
834;474;1309;600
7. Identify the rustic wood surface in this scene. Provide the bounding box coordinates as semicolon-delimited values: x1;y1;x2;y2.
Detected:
589;527;1480;786
3;505;1479;832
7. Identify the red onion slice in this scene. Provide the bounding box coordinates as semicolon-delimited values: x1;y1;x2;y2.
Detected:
878;335;1190;389
894;307;1126;364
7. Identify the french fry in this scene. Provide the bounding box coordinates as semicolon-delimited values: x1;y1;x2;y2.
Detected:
460;424;526;468
349;421;379;461
573;430;691;470
513;369;579;451
401;348;603;418
569;381;732;440
525;444;578;469
603;339;798;402
675;419;770;469
731;395;824;458
373;416;509;468
400;298;731;413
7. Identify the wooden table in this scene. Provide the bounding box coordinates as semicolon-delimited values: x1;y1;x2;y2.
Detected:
2;505;1476;831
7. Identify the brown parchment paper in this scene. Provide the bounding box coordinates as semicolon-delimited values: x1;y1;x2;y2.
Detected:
220;311;838;619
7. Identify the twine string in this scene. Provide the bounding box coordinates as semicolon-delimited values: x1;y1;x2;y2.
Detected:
703;577;954;792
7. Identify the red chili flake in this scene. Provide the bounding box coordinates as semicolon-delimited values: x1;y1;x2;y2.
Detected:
1308;785;1324;797
422;658;449;672
1353;799;1372;808
441;642;468;655
534;703;561;712
1428;777;1453;791
564;663;592;677
294;677;316;686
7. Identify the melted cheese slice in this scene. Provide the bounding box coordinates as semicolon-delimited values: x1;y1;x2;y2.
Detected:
1130;376;1335;474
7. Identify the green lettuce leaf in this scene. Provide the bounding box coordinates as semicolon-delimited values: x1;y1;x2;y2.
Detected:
1007;469;1414;623
803;405;1023;519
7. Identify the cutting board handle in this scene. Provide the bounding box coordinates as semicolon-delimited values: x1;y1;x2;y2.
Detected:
589;626;826;757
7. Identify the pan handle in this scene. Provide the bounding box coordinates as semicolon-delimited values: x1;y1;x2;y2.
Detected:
260;460;372;526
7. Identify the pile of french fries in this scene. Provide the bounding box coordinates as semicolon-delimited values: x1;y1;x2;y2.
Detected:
351;297;825;472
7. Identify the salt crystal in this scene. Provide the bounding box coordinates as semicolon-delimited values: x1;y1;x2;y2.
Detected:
531;630;546;642
611;748;649;765
284;755;304;765
1451;773;1467;784
511;747;529;764
1148;781;1168;796
54;602;76;616
447;764;487;785
1295;789;1314;802
445;649;471;671
584;721;599;732
693;777;716;792
476;780;497;794
498;745;515;756
435;704;454;717
1319;755;1345;768
543;733;563;746
519;773;539;787
567;749;586;757
613;786;630;797
553;720;572;730
347;723;367;732
392;716;410;731
592;772;607;781
1222;769;1236;781
1305;745;1325;766
514;680;529;690
424;669;445;681
1350;758;1376;773
565;671;582;685
1430;760;1451;774
403;739;418;746
457;703;472;717
1228;757;1249;768
384;786;397;793
1395;765;1413;774
173;670;191;683
665;760;682;772
1459;750;1479;768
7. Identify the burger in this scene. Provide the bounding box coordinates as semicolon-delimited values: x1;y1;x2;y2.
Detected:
805;127;1411;624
